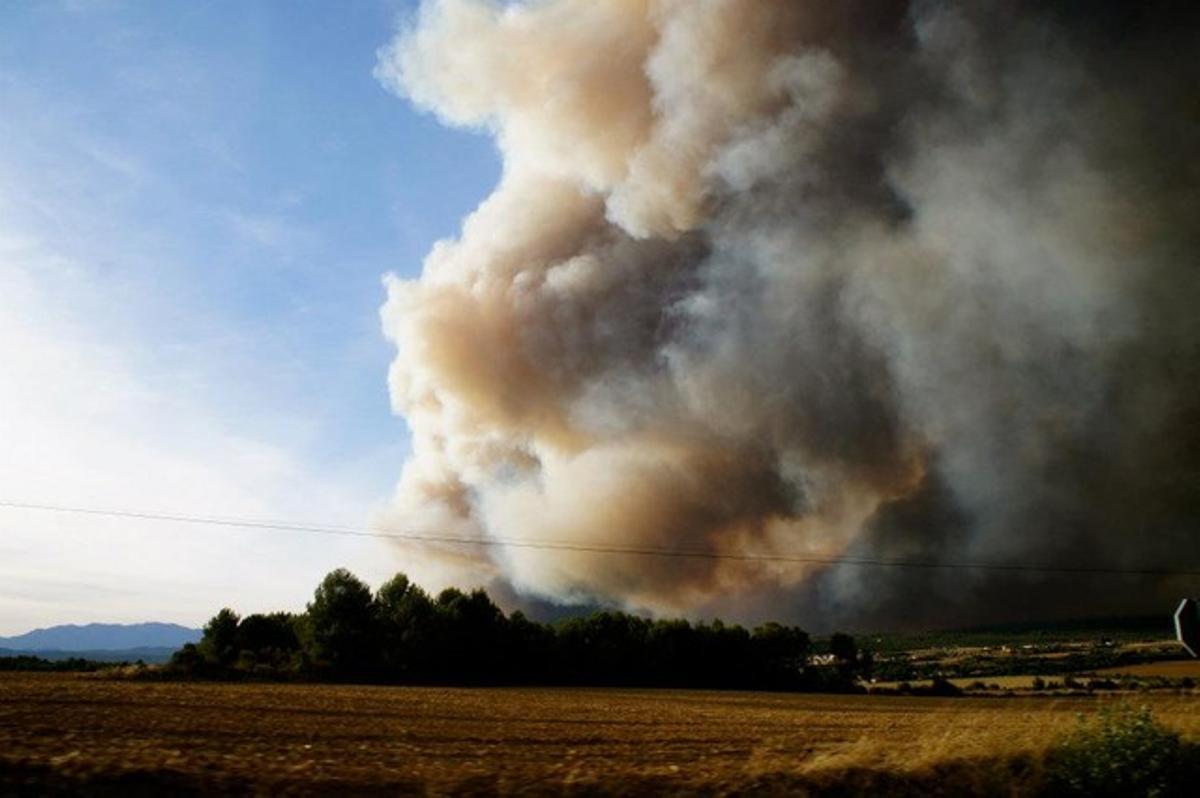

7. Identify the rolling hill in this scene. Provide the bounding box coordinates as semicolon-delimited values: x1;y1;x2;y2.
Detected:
0;622;200;662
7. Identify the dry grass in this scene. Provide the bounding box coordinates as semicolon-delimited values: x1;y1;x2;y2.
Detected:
0;672;1197;795
873;675;1045;690
1091;661;1200;679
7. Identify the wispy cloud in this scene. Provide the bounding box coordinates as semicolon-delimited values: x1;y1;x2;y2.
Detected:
222;209;319;252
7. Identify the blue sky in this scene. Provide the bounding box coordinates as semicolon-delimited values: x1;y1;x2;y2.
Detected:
0;0;500;634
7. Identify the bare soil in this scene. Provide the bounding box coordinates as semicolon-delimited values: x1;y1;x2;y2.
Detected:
1;672;1197;795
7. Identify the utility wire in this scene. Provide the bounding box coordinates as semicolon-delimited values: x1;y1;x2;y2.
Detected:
2;500;1198;578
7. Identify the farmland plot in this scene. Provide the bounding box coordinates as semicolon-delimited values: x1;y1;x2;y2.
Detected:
0;673;1197;794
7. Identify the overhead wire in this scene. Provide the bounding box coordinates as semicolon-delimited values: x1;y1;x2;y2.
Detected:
2;500;1198;577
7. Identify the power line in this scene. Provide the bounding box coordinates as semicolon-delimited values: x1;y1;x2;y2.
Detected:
2;499;1198;578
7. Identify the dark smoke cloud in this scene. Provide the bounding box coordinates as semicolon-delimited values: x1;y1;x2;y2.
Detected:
373;0;1200;629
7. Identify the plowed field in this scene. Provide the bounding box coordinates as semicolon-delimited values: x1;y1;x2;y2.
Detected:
0;673;1196;795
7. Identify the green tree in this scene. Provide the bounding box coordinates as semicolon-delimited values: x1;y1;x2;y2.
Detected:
502;610;554;684
199;608;240;667
375;572;435;680
236;612;300;670
432;587;507;683
559;612;651;685
830;632;859;678
306;568;379;679
752;622;810;688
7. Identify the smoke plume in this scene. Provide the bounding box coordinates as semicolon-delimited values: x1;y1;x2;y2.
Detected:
374;0;1200;628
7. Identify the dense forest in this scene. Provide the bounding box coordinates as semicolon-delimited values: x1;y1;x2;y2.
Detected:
171;569;868;691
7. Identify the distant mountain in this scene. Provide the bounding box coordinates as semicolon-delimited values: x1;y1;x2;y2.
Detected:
0;622;201;653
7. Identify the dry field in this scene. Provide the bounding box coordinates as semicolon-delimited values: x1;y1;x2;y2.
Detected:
873;675;1047;691
0;673;1197;795
1092;660;1200;679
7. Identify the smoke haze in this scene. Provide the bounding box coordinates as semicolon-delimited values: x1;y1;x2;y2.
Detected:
373;0;1200;629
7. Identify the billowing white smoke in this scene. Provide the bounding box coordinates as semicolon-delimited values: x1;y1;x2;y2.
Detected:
374;0;1200;627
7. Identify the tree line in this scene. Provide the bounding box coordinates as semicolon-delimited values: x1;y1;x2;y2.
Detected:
171;568;868;691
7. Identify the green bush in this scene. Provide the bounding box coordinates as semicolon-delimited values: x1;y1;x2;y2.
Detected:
920;677;963;696
1045;705;1195;797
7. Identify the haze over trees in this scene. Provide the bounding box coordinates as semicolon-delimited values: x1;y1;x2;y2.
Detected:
172;569;866;691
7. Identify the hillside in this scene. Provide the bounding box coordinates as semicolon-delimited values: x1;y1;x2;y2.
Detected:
864;615;1173;654
0;623;199;653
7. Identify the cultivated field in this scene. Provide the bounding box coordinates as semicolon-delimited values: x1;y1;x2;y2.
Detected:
0;673;1197;795
1092;660;1200;679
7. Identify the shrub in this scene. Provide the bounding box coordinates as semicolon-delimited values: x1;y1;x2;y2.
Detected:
1044;705;1195;797
924;677;963;696
169;643;205;673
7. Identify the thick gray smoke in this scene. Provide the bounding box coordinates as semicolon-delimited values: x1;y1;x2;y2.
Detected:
374;0;1200;629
